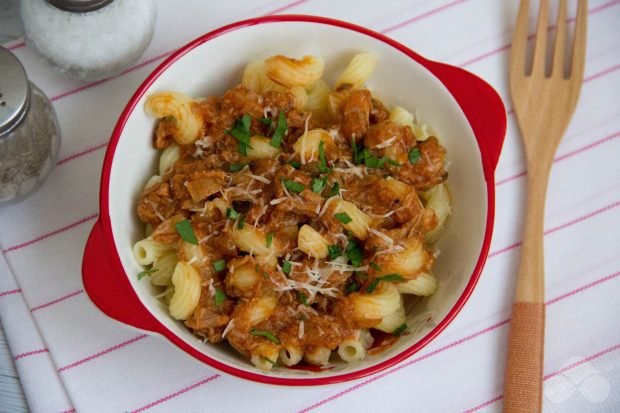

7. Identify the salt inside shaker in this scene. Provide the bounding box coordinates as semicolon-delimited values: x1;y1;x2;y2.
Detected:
20;0;156;81
0;47;61;206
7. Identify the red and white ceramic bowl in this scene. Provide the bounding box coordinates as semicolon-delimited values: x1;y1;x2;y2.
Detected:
82;15;506;385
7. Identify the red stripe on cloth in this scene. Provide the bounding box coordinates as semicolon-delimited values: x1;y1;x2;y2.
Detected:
381;0;469;33
297;268;620;412
463;341;620;412
489;200;620;258
60;409;76;413
56;142;108;166
57;334;148;373
263;0;311;15
583;62;620;83
14;348;49;360
2;214;99;254
0;288;21;298
7;41;26;51
129;374;221;413
497;130;620;186
460;0;620;67
31;289;84;313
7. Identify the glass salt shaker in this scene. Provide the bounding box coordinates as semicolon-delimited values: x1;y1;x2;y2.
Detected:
0;47;61;206
20;0;156;81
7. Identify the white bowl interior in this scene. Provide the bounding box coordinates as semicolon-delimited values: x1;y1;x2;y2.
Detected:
108;20;487;379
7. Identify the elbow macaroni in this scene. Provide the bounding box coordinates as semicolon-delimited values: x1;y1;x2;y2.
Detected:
336;53;378;90
169;262;202;320
144;91;203;145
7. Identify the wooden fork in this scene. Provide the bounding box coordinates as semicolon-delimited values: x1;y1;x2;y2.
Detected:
504;0;587;412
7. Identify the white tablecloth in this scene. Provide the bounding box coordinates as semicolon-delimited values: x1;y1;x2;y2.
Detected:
1;1;619;412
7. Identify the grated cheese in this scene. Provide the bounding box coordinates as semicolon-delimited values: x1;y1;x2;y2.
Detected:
318;195;339;218
144;199;165;221
222;319;235;338
300;113;312;164
207;279;215;297
298;320;305;339
270;197;288;205
333;165;366;178
368;227;394;246
376;135;397;149
253;204;268;226
243;172;271;184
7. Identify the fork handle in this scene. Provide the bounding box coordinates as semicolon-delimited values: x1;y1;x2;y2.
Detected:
504;302;545;413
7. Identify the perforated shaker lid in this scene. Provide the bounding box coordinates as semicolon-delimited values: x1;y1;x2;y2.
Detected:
45;0;113;12
0;47;30;138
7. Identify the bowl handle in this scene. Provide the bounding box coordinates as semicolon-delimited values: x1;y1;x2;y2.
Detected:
82;220;162;333
425;61;507;173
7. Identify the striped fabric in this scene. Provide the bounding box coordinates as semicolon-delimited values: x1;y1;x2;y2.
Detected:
0;0;619;412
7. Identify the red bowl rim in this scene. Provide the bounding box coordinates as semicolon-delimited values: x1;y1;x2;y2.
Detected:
94;14;504;385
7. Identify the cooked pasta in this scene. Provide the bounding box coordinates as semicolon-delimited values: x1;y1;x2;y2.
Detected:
136;52;450;370
335;52;378;90
169;262;202;320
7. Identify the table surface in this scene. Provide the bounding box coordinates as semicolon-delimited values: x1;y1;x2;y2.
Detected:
0;0;29;411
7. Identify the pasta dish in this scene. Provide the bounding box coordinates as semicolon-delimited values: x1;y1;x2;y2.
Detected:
133;53;451;370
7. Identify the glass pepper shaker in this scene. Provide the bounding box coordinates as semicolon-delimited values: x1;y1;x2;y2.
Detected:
0;47;61;206
20;0;156;81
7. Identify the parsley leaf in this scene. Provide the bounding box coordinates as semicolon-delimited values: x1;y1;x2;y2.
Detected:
266;233;273;248
351;139;362;164
392;323;408;337
366;273;405;293
327;244;342;260
386;158;401;166
370;262;381;271
270;111;287;147
227;114;253;156
283;179;305;193
175;219;198;245
214;288;227;306
259;117;272;125
318;140;331;173
213;259;226;273
282;260;292;276
237;216;245;229
226;207;239;220
335;212;352;224
345;239;363;267
311;177;326;193
289;161;301;169
250;329;280;344
408;147;421;164
328;182;340;198
297;290;308;306
346;282;360;294
228;163;248;172
137;268;158;280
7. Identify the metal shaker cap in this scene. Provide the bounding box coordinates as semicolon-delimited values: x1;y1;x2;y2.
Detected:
45;0;114;12
0;47;30;138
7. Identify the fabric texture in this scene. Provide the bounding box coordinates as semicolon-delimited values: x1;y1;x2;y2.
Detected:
1;1;619;412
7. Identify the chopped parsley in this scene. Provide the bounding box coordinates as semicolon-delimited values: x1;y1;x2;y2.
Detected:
214;288;227;306
408;147;421;164
213;259;227;273
387;158;401;166
137;268;157;280
259;116;272;125
270;111;287;147
328;181;340;198
175;219;198;245
346;282;360;294
289;161;301;169
266;233;273;248
327;244;342;260
226;207;239;220
283;179;305;193
318;140;331;173
345;239;363;267
282;260;292;276
237;216;245;229
297;291;308;306
228;162;248;172
311;177;327;193
335;212;352;224
370;262;381;271
250;329;280;344
392;323;408;337
366;273;405;293
226;114;253;156
351;139;362;164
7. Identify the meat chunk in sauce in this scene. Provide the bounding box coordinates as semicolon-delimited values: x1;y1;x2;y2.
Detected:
341;89;372;140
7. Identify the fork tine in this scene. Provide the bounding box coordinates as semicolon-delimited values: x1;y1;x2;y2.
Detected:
531;0;550;76
510;0;530;79
551;0;568;78
570;0;588;80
